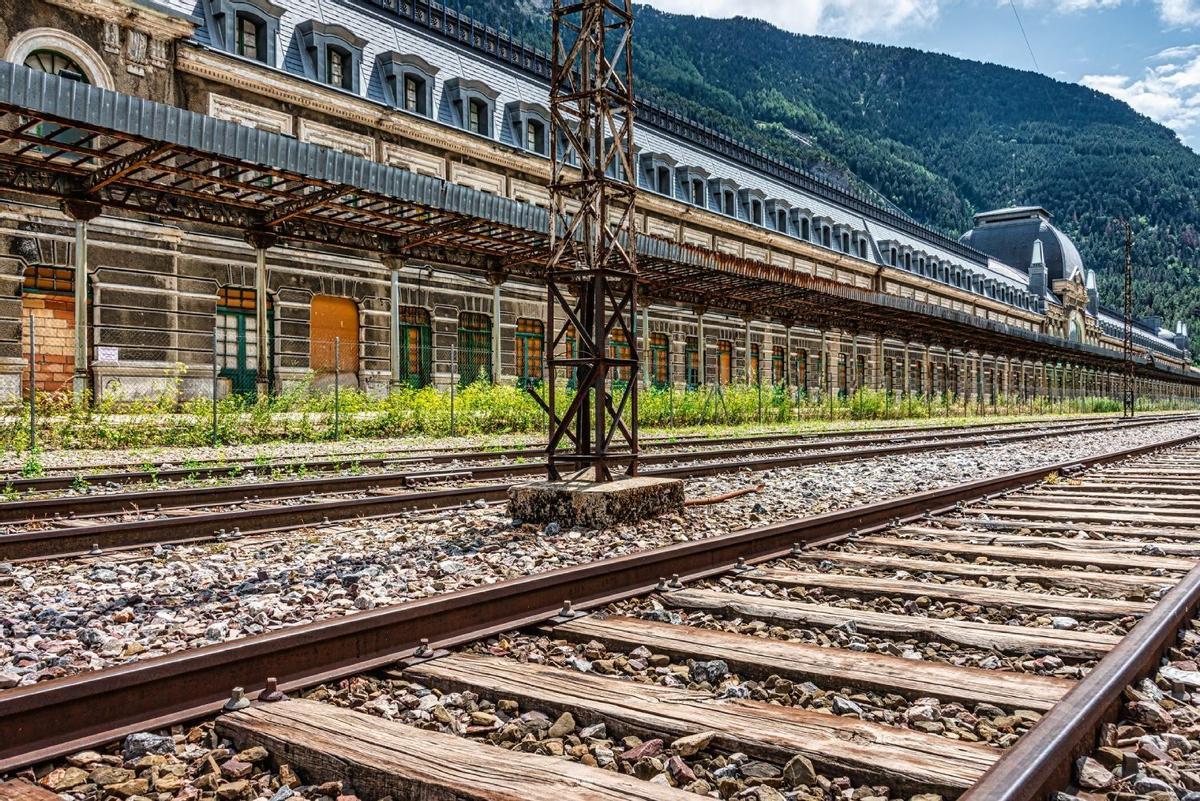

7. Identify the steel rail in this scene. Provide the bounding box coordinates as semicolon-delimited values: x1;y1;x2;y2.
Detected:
2;429;1197;772
0;415;1162;524
5;412;1184;493
0;416;1177;560
958;563;1200;801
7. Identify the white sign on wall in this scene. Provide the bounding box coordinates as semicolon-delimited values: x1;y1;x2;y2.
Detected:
96;347;119;362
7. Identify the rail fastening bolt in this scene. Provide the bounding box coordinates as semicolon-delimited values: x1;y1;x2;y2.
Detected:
413;638;432;657
223;687;251;711
260;677;287;702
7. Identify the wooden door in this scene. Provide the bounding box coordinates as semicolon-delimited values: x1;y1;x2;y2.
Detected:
310;295;359;374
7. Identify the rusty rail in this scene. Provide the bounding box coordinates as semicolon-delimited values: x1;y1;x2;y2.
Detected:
0;415;1177;560
2;429;1196;771
958;562;1200;801
3;412;1184;494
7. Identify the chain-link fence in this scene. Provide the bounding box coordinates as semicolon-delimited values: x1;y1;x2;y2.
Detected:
3;319;1197;454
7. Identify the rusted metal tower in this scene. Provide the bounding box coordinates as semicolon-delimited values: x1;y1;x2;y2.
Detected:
542;0;639;482
1123;221;1136;418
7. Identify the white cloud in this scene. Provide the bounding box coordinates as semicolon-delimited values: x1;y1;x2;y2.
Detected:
636;0;940;38
1082;48;1200;146
1016;0;1200;27
1159;0;1200;26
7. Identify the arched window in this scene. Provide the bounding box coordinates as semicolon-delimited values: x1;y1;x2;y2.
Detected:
609;329;632;384
717;339;733;384
772;346;784;384
685;336;700;388
23;49;88;82
800;218;810;240
649;332;669;388
457;311;492;385
397;306;432;388
515;318;544;387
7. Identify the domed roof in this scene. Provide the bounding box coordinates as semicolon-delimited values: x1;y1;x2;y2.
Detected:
959;207;1085;286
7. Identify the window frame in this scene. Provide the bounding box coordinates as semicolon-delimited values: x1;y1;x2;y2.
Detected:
295;19;365;94
515;317;545;388
447;78;500;138
377;52;439;117
207;0;282;66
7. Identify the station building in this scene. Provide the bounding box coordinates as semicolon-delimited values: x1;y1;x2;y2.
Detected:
0;0;1196;402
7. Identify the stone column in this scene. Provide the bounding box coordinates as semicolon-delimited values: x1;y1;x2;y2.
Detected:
697;308;706;387
490;278;502;384
244;230;277;397
744;317;753;384
850;334;859;395
62;198;103;402
784;325;792;388
874;335;884;392
384;254;405;389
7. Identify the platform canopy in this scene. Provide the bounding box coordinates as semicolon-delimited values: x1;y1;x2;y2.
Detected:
0;61;1193;383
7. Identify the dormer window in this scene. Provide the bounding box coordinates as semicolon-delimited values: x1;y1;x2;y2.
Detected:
378;52;438;117
468;99;486;134
525;119;544;153
708;178;739;217
766;200;791;234
638;152;677;196
675;166;710;207
296;20;365;94
857;238;868;259
505;101;550;155
206;0;283;66
447;78;499;138
738;188;765;225
792;211;810;241
237;13;264;61
327;47;349;89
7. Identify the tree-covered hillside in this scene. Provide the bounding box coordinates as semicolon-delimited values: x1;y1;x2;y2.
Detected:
460;1;1200;353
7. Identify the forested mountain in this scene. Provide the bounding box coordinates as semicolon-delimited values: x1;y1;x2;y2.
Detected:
459;1;1200;353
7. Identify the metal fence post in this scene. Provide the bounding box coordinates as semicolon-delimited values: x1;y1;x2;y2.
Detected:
211;331;219;445
333;336;341;442
28;313;36;453
450;343;457;437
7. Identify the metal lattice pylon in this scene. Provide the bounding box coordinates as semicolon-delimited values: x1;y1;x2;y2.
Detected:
537;0;639;482
1123;221;1136;417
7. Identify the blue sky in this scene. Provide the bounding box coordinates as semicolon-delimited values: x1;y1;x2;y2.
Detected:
639;0;1200;150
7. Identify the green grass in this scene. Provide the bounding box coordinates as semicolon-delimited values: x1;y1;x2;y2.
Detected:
1;378;1195;453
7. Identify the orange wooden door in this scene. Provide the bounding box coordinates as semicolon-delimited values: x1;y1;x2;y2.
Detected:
310;295;359;373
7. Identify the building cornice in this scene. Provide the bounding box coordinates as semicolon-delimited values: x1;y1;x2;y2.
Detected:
45;0;197;39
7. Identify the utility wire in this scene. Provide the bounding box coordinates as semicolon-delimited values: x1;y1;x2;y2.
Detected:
1008;0;1041;73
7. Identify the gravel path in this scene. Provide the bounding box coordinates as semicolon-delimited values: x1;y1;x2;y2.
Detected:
2;419;1197;688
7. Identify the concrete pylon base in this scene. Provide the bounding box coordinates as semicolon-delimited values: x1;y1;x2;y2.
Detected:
508;473;685;528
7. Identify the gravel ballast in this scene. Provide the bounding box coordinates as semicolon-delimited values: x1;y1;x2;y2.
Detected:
1;419;1197;687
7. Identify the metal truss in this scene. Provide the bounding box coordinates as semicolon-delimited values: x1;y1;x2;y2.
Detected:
536;0;640;482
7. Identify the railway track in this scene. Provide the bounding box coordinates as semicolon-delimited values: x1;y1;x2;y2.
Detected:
5;428;1200;801
5;412;1183;494
0;415;1179;561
